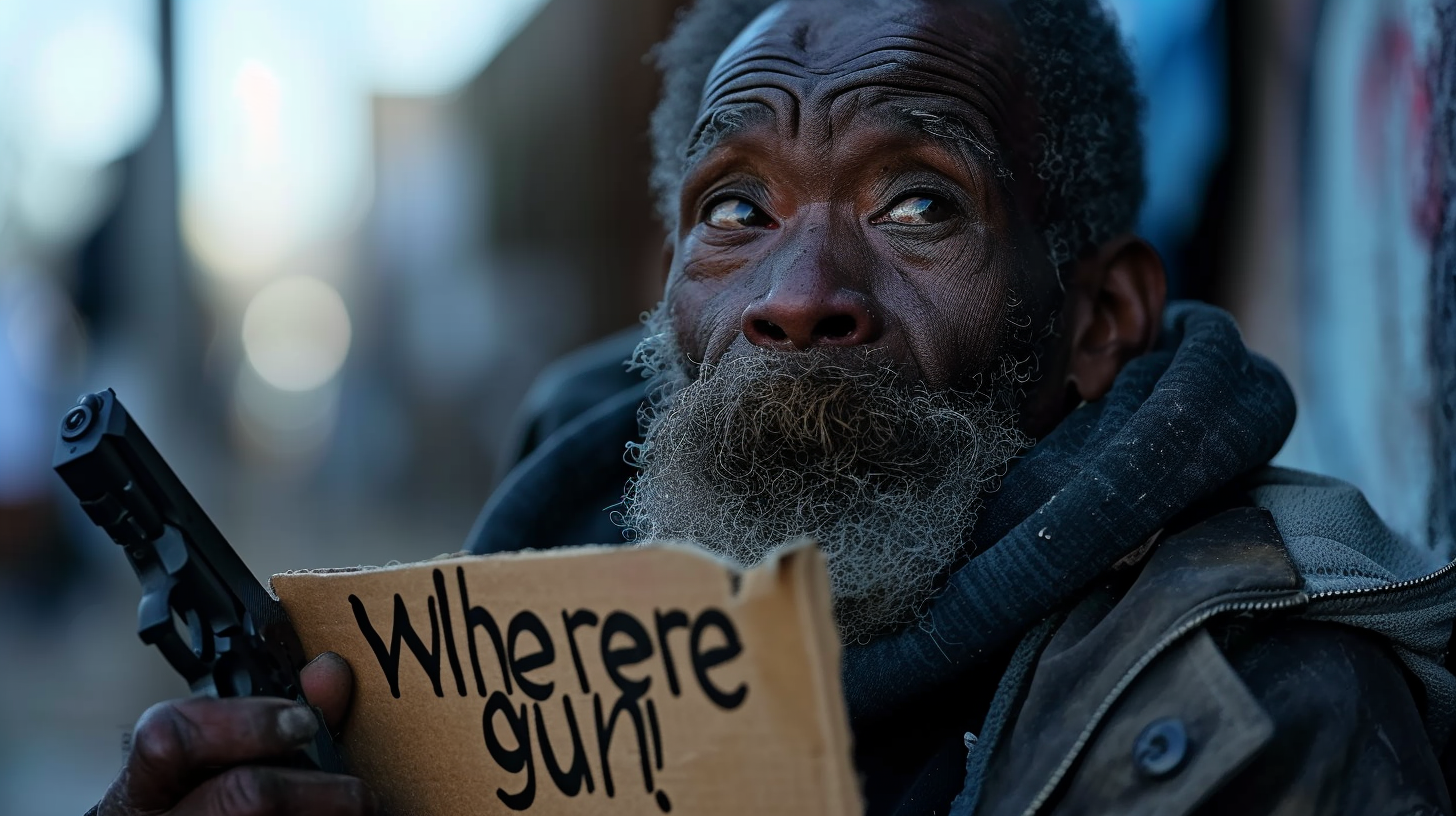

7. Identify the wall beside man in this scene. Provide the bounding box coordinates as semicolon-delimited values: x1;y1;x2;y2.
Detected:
1225;0;1456;557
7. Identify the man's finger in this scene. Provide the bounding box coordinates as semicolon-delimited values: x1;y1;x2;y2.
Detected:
300;652;354;733
174;766;375;816
117;697;320;811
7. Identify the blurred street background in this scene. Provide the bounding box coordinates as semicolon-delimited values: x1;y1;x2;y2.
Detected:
0;0;1452;812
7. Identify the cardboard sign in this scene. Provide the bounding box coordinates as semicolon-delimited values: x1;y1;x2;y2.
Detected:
271;542;860;816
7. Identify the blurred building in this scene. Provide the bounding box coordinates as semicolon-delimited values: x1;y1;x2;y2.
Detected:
0;1;676;812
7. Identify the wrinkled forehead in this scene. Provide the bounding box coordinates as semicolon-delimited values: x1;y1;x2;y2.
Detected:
695;0;1025;146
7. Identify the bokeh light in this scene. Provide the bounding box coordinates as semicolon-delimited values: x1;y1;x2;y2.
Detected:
22;13;160;166
241;276;352;392
231;363;342;464
177;0;371;280
0;0;157;255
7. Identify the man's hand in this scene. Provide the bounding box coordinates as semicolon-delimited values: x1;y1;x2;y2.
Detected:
94;653;374;816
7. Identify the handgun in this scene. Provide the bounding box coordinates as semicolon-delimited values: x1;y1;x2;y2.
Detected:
52;388;342;772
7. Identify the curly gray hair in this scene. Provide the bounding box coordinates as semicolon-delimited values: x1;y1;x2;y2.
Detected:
648;0;1146;271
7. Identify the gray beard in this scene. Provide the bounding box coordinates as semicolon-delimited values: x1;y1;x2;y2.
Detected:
621;308;1031;644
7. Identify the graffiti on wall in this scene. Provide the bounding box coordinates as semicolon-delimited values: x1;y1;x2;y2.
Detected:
1288;0;1453;553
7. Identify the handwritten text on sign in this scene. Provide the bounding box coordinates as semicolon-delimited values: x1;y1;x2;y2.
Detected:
348;566;748;813
272;543;859;816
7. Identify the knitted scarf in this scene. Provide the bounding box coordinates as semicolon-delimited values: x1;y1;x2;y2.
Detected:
842;301;1298;720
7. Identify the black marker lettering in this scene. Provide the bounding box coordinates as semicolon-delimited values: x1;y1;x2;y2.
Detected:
562;609;599;694
591;693;655;799
601;611;653;700
690;609;747;709
459;567;511;696
508;611;556;701
646;698;664;771
349;593;444;698
654;609;690;696
432;569;467;697
533;697;595;796
483;691;536;810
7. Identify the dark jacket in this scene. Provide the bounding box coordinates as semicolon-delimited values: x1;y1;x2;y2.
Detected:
968;504;1454;816
466;318;1456;815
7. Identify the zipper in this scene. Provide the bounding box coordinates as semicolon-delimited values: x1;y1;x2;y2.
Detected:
1011;555;1456;815
1018;588;1309;816
1307;557;1456;602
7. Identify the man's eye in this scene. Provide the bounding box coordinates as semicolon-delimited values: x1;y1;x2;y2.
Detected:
704;197;774;229
878;195;954;225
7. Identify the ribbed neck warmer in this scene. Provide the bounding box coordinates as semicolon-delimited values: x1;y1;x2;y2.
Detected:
842;301;1299;721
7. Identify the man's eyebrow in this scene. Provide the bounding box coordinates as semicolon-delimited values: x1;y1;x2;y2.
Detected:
901;108;1014;180
682;105;762;167
679;104;1016;180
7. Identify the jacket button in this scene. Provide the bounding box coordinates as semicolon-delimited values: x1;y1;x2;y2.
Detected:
1133;717;1190;779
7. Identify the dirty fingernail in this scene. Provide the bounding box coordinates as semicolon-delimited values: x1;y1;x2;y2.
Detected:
277;705;319;744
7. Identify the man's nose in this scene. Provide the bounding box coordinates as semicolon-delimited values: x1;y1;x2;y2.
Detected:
741;286;882;350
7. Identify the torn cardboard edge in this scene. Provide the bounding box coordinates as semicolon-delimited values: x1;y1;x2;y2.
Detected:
269;542;747;585
272;540;861;816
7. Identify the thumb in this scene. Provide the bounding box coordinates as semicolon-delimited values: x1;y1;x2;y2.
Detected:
301;652;354;733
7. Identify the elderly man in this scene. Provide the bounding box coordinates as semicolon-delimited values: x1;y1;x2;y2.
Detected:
91;0;1456;814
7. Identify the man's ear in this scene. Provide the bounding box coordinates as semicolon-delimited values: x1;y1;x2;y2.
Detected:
1062;236;1167;403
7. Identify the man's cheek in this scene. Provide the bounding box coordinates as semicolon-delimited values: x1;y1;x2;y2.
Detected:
910;283;1014;388
675;231;759;282
667;276;754;368
873;227;975;273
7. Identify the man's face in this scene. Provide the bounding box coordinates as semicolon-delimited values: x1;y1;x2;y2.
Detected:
663;0;1057;388
628;0;1060;643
